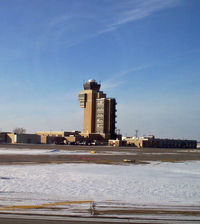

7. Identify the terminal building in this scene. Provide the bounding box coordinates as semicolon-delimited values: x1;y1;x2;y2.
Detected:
124;135;197;149
78;79;118;141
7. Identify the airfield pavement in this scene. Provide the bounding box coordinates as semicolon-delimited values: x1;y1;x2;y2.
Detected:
0;143;199;165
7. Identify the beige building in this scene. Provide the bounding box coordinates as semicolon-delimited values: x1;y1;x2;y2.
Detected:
36;131;84;144
0;132;40;144
78;79;117;140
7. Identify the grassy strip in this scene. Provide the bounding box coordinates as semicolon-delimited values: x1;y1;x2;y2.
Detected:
0;201;93;211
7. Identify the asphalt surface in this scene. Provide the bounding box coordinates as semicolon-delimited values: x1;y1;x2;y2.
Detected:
0;143;199;165
0;214;199;224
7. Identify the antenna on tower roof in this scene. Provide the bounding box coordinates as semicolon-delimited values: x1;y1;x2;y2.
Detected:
135;130;139;138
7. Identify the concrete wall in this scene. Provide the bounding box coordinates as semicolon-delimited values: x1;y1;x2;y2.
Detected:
36;131;65;137
7;133;15;143
126;138;142;147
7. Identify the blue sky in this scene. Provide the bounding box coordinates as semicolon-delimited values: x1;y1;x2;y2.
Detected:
0;0;199;140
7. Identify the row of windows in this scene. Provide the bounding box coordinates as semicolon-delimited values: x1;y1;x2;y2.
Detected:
96;112;104;116
96;115;104;118
96;124;103;128
96;100;104;104
97;118;104;123
96;108;104;112
96;105;104;108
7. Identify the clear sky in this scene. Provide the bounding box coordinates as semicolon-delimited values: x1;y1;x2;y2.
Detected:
0;0;199;140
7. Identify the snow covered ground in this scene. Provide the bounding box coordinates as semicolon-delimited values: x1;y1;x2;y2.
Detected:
0;148;89;155
0;148;135;155
0;161;200;210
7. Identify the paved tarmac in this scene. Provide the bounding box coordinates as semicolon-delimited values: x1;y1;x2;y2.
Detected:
0;214;199;224
0;143;199;165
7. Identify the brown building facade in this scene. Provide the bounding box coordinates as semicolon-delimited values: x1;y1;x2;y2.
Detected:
78;79;117;139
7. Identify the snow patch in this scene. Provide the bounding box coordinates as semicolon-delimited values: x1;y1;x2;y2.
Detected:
0;161;200;207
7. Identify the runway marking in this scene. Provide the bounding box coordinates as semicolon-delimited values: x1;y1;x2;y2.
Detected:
0;200;93;210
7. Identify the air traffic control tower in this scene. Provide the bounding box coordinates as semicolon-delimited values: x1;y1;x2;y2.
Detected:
78;79;117;140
